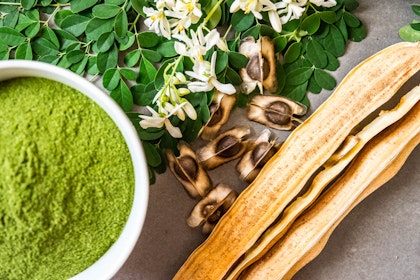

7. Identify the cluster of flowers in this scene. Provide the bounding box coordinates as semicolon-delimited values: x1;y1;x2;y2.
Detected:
139;0;337;138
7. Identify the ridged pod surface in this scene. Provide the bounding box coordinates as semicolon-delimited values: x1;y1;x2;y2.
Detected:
174;42;420;280
240;101;420;279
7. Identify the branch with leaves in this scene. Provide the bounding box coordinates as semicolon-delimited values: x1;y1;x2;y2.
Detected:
0;0;366;183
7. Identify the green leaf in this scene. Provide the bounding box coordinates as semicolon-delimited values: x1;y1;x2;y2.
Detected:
286;67;313;86
154;59;172;89
55;29;79;50
0;50;10;60
132;82;157;106
314;68;336;90
412;4;420;16
110;81;133;112
215;50;228;74
120;68;137;80
348;23;366;42
343;11;360;28
92;4;121;19
97;44;118;73
319;11;337;24
284;42;301;64
106;0;125;5
241;25;260;39
24;22;40;38
283;82;308;102
308;75;322;94
336;17;348;41
60;15;90;37
66;49;85;64
119;31;135;51
301;13;320;35
259;24;278;37
103;68;121;90
306;39;327;68
40;26;60;49
224;66;242;85
57;55;72;69
157;40;177;58
142;141;162;167
228;51;248;69
343;0;359;11
124;49;141;67
70;0;99;13
97;31;115;52
87;56;100;75
0;27;25;46
137;127;165;141
38;54;60;65
231;10;254;32
16;13;35;31
54;9;73;26
139;57;157;84
70;55;88;75
141;49;162;63
131;0;148;17
202;0;222;29
114;10;128;39
273;35;287;53
15;42;32;60
325;51;340;71
3;10;19;28
323;24;345;57
20;0;37;10
399;25;420;42
85;18;114;40
411;22;420;32
137;31;161;48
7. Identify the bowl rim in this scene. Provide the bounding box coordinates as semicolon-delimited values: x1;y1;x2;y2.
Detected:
0;60;149;280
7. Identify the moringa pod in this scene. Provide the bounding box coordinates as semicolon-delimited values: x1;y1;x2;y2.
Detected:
200;91;237;141
197;126;251;170
187;183;238;235
236;129;280;183
239;36;278;94
166;141;212;199
247;95;307;130
174;42;420;280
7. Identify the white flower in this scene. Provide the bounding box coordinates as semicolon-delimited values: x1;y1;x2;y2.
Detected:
173;26;223;62
230;0;264;19
163;0;203;34
277;0;307;24
143;7;172;39
185;52;236;94
139;106;183;138
310;0;336;8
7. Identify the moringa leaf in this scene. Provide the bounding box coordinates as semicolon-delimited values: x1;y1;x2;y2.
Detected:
70;0;99;13
103;68;121;90
0;27;25;46
114;10;128;39
15;42;33;60
92;4;121;19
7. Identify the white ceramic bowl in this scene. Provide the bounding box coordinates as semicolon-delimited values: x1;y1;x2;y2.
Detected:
0;60;149;279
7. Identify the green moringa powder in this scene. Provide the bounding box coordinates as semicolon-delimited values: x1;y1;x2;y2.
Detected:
0;77;134;279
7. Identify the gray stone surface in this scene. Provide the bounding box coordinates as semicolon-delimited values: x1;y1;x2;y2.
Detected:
113;1;420;279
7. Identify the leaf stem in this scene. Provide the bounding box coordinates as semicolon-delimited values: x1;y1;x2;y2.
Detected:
204;0;225;25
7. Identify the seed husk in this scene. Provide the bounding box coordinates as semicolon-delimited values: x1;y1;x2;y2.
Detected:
167;141;212;198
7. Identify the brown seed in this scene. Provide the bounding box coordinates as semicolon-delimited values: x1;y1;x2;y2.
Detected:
216;135;243;158
174;156;198;181
246;56;262;81
265;101;292;125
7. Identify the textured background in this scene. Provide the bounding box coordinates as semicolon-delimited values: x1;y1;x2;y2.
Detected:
113;1;420;279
